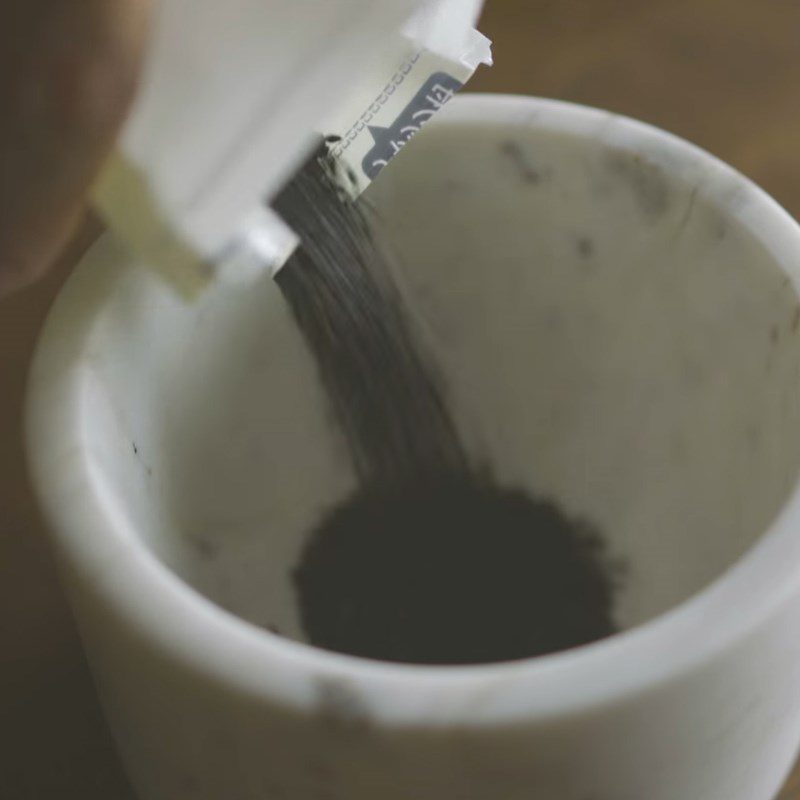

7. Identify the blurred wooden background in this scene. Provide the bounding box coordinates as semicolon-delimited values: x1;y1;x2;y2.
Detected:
2;0;800;796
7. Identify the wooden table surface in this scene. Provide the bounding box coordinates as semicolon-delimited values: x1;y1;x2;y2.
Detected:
3;0;800;796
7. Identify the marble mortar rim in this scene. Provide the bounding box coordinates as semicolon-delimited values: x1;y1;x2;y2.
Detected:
25;94;800;727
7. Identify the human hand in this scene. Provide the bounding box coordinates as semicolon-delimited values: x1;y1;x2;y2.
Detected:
0;0;151;296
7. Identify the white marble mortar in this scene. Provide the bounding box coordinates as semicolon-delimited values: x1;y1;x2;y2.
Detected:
26;95;800;799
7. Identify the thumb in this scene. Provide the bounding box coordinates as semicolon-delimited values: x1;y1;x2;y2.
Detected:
0;0;152;296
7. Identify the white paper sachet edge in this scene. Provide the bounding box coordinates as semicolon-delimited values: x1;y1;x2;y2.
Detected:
321;9;491;198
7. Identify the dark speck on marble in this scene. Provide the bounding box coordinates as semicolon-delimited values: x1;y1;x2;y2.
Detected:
675;186;699;236
576;235;594;258
132;440;154;477
745;424;761;453
771;325;779;345
704;207;728;242
186;534;219;560
605;150;670;219
316;678;372;734
499;140;545;185
792;306;800;333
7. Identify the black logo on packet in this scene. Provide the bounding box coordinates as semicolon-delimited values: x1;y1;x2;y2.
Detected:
361;72;462;181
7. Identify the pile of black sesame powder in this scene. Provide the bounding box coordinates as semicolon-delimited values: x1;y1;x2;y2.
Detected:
271;146;618;665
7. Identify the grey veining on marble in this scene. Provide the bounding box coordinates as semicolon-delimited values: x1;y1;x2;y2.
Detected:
26;95;800;799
